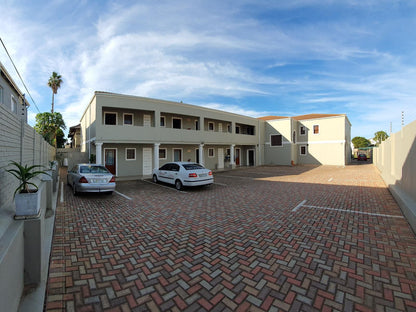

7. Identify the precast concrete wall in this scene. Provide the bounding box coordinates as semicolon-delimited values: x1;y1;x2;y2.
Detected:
374;120;416;233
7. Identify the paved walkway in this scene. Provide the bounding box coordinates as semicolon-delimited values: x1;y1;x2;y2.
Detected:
45;164;416;311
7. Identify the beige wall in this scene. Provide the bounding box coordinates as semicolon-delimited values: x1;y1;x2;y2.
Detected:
374;120;416;200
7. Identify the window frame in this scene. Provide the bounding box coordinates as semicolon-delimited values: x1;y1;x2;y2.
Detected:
208;148;215;158
104;112;118;125
300;125;306;136
208;122;215;131
270;134;283;147
236;126;240;134
0;85;3;104
125;148;136;161
300;145;308;156
313;124;320;135
159;148;167;160
11;95;17;113
160;116;166;127
123;113;134;126
172;117;182;129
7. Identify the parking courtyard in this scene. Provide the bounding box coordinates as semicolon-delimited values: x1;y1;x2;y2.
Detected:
45;164;416;311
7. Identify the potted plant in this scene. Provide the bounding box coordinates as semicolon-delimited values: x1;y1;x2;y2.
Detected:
6;161;49;216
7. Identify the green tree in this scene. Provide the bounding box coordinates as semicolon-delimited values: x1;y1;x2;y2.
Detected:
56;128;67;148
47;72;63;113
34;112;66;149
373;131;389;145
352;136;370;148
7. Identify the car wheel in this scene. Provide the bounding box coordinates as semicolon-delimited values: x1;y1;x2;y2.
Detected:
72;183;78;196
175;179;182;190
153;174;158;183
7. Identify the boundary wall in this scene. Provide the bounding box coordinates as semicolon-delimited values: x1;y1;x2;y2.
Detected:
374;120;416;233
0;104;55;312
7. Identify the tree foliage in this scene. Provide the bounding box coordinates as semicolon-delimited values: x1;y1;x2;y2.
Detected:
47;72;63;113
352;136;370;148
374;131;389;145
34;112;66;148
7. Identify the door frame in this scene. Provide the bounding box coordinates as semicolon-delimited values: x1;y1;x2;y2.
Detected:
104;148;117;175
142;147;153;175
235;148;241;166
247;149;255;166
173;148;183;162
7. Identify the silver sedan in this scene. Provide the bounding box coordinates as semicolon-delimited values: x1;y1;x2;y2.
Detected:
67;164;116;195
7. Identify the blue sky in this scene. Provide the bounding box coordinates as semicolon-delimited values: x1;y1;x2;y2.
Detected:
1;0;416;139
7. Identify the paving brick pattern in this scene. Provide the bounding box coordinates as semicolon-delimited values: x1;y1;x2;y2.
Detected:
46;164;416;311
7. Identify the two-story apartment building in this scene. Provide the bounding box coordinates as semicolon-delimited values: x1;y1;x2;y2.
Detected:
81;92;262;180
0;61;29;121
79;92;351;179
262;114;352;166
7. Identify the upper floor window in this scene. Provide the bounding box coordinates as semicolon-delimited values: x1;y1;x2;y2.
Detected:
270;134;283;146
125;148;136;160
236;126;240;134
227;124;232;133
123;113;133;125
160;116;165;127
208;148;215;157
11;95;17;113
300;126;306;135
313;125;319;134
195;120;199;130
208;122;214;131
104;112;117;125
0;85;3;104
247;126;255;135
172;117;181;129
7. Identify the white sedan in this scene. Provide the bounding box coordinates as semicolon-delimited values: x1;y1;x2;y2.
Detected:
152;162;214;190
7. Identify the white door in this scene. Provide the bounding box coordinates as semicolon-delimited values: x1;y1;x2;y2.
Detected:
143;148;152;175
218;148;224;169
144;115;151;127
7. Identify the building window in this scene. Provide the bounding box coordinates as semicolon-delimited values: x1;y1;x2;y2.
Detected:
300;126;306;135
160;116;165;127
11;95;17;113
125;148;136;160
208;122;214;131
247;126;255;135
300;145;307;155
236;126;240;134
104;112;117;125
227;124;232;133
208;148;215;157
124;113;133;125
159;148;167;159
172;118;182;129
270;134;283;146
313;125;319;134
195;120;199;130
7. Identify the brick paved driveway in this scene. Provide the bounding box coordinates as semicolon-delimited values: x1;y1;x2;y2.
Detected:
46;164;416;311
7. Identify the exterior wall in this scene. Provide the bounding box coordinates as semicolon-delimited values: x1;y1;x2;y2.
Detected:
0;63;28;122
264;119;292;165
374;119;416;232
297;116;349;166
56;147;89;170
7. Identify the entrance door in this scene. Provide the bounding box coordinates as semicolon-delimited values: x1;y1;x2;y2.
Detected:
217;148;224;169
248;149;255;166
105;149;116;174
143;148;152;175
235;148;240;166
195;149;199;163
173;149;182;162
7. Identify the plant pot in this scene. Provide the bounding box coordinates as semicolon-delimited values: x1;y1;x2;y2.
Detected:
14;190;41;216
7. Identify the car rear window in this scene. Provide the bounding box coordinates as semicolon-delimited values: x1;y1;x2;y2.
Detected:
183;164;205;170
80;166;109;173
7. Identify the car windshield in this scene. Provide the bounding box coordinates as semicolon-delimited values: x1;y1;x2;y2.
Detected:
183;164;205;170
80;165;109;174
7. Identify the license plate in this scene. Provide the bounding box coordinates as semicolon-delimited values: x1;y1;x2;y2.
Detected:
93;179;106;183
199;173;207;177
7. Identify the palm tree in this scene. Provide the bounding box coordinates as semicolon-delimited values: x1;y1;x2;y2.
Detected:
47;72;63;113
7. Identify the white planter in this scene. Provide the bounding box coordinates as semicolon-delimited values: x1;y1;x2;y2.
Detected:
14;190;41;216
